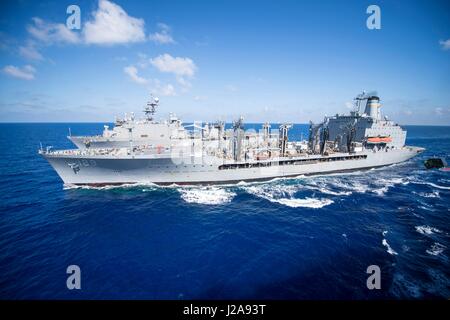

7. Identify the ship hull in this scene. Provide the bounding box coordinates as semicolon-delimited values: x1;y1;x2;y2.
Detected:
42;147;424;186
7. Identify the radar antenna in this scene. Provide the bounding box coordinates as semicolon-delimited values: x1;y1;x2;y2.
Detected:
144;94;159;121
354;91;367;113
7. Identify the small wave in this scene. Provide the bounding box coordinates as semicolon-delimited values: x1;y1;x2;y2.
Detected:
316;187;352;196
426;182;450;190
373;186;389;196
413;191;440;198
382;239;398;255
414;181;450;190
382;177;409;185
273;197;334;208
63;182;159;190
418;205;436;212
426;243;446;256
179;187;236;205
244;184;333;208
304;177;354;195
301;175;408;197
348;181;371;193
415;225;442;235
372;177;409;196
244;184;296;198
312;178;370;194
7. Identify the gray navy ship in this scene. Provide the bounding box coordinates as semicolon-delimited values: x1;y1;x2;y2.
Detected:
40;92;424;186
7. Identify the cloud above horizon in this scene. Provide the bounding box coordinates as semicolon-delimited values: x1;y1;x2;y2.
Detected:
123;65;147;84
84;0;146;45
123;62;180;97
150;54;196;77
149;54;197;92
6;0;179;81
25;0;175;47
148;23;175;44
19;41;44;61
2;65;36;80
27;17;80;44
439;39;450;50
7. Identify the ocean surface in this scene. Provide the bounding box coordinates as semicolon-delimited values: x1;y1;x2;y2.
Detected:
0;123;449;299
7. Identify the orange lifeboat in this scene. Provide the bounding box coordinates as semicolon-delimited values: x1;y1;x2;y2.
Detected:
367;136;392;143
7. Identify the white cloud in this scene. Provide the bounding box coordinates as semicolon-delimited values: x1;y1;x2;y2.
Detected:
148;32;174;45
25;3;177;49
176;75;192;92
150;54;196;77
123;65;147;84
3;65;36;80
147;78;176;96
26;1;146;46
435;107;444;115
149;54;196;92
157;23;170;32
27;17;80;44
84;0;146;45
439;39;450;50
149;23;175;44
19;42;43;61
123;65;176;96
156;83;176;96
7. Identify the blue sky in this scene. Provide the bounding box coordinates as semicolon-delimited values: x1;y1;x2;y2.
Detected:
0;0;449;124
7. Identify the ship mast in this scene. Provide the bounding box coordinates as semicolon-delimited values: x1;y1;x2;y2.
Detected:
144;94;159;121
232;116;245;161
279;123;292;157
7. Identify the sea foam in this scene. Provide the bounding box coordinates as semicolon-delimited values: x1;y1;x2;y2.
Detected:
415;225;442;235
179;187;236;205
426;243;446;256
382;239;398;256
243;184;333;208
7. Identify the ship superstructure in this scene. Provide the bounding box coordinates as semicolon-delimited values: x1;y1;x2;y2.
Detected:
40;92;424;186
309;92;407;154
68;95;189;149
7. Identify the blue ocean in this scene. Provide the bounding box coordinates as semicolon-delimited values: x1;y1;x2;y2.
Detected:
0;123;449;299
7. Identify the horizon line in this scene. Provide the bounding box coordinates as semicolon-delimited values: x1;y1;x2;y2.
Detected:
0;121;449;127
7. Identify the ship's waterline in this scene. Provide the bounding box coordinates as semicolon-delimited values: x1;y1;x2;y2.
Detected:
42;147;423;185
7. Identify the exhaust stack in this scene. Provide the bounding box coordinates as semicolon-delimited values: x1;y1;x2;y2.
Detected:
364;96;381;120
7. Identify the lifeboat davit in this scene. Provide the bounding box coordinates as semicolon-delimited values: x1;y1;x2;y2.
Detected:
367;136;392;143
